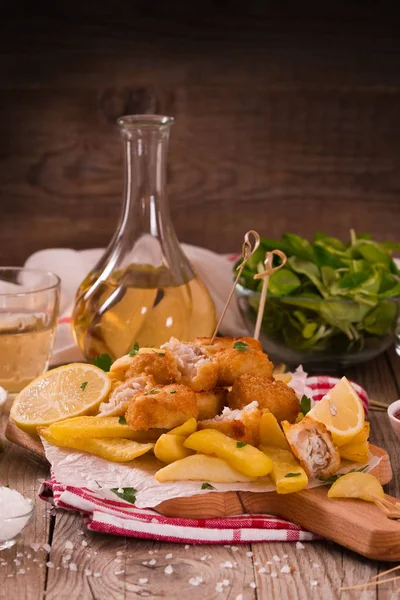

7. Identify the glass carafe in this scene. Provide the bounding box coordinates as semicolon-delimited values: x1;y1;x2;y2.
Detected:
72;115;216;360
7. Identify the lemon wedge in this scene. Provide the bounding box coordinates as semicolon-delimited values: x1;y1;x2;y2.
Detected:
307;376;364;446
11;363;111;433
328;472;384;502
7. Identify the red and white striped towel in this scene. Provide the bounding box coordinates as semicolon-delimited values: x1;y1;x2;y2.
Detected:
39;377;368;544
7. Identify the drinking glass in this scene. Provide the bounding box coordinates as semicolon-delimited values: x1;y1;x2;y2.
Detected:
0;268;60;393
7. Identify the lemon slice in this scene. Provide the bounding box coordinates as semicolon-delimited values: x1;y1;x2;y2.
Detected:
11;364;111;433
328;472;384;502
307;376;364;446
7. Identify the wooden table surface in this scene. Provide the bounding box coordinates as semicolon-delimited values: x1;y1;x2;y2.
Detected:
1;350;399;600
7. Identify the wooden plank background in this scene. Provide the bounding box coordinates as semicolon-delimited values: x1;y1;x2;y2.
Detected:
0;1;400;267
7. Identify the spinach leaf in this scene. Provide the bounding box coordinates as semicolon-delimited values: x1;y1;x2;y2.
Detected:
363;301;398;336
268;268;301;296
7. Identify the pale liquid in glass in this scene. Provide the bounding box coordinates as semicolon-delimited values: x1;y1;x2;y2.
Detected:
72;264;216;360
0;313;55;393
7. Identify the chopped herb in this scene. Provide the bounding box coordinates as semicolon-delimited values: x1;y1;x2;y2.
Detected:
319;464;369;484
285;472;301;478
170;390;177;394
80;381;88;391
201;482;216;490
94;480;102;489
129;341;140;356
144;387;160;396
233;341;249;352
111;487;137;504
5;484;9;488
118;416;127;424
92;353;112;372
152;350;165;356
236;442;248;448
300;395;312;416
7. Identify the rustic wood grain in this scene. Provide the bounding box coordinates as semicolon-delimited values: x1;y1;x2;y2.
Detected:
1;3;400;266
0;411;50;600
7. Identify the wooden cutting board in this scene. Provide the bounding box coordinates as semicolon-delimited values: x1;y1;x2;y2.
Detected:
5;418;400;561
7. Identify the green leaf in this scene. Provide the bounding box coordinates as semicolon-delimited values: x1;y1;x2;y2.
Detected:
118;416;127;424
268;268;301;296
363;301;398;336
320;266;338;288
355;241;391;267
111;487;137;504
300;395;312;415
288;256;327;298
129;341;140;356
170;390;177;394
314;232;347;251
283;233;315;261
92;353;112;372
233;341;249;352
319;465;369;484
285;472;301;478
152;350;166;356
236;442;248;448
80;381;88;391
201;482;216;490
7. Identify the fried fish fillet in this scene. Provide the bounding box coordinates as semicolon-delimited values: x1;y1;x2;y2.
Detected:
282;417;341;479
195;388;227;420
161;337;218;392
228;374;300;423
215;348;274;387
195;336;262;355
198;401;262;446
99;375;155;417
109;348;179;384
125;383;199;431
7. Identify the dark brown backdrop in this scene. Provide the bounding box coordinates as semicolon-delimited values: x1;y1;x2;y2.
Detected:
1;1;400;265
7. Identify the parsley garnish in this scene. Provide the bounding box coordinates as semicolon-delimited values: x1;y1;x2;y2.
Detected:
92;353;112;372
285;472;301;478
300;395;312;415
111;487;137;504
152;350;165;356
129;342;140;356
144;387;160;396
94;480;102;488
233;341;249;352
118;416;127;424
80;381;88;391
201;482;216;490
170;390;177;394
319;465;369;484
236;442;247;448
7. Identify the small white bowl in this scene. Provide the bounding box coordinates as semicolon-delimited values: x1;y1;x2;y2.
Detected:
387;399;400;441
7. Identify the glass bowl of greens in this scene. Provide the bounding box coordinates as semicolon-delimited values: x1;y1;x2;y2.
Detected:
235;231;400;370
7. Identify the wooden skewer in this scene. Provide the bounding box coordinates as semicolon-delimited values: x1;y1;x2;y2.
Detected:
253;249;287;341
370;565;400;580
339;574;400;591
210;230;261;344
372;495;400;519
369;406;388;412
369;399;390;409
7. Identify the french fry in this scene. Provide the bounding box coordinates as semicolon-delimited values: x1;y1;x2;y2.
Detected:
47;416;163;442
184;429;272;477
39;427;154;462
259;412;290;449
154;434;194;464
168;418;197;436
260;445;308;494
155;454;257;483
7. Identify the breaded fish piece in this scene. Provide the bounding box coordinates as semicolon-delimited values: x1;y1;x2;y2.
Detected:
99;375;155;417
228;374;300;424
196;388;227;420
198;401;262;446
282;417;341;479
125;383;199;431
195;336;262;355
216;348;274;387
125;349;179;384
161;337;218;392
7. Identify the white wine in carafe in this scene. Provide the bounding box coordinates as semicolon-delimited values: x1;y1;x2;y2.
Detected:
72;264;216;360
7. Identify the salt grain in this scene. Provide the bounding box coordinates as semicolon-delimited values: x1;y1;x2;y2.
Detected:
116;551;123;556
249;582;256;589
17;569;26;575
165;553;173;559
200;555;207;561
64;541;73;550
148;559;156;566
280;565;291;574
164;565;173;575
139;578;148;584
313;563;320;568
16;553;23;558
30;543;40;552
94;572;101;578
231;546;239;552
84;569;92;576
246;551;253;557
81;540;88;547
215;582;224;593
296;542;305;550
273;555;281;562
69;563;77;571
271;572;277;578
13;559;21;566
258;567;267;574
236;595;243;600
311;580;318;586
46;562;54;568
188;576;203;586
184;545;190;550
220;561;233;568
114;570;125;575
42;543;51;553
